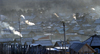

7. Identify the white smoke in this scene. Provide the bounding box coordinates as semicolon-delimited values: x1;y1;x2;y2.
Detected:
0;15;23;37
2;22;23;37
20;15;35;26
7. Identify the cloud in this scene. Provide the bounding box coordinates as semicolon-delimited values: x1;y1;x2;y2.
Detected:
0;0;100;18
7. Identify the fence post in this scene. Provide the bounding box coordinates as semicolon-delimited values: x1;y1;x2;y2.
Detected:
23;45;25;54
0;44;2;54
29;45;30;54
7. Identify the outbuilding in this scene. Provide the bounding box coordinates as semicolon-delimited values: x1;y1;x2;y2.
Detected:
70;43;95;54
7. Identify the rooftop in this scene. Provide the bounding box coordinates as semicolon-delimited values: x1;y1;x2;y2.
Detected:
83;34;100;46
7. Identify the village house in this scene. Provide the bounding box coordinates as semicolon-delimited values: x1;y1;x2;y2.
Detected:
28;31;36;37
25;40;53;54
54;41;70;47
14;37;34;45
0;38;14;44
83;34;100;53
54;40;81;47
70;43;95;54
54;40;81;54
33;40;53;48
26;44;47;54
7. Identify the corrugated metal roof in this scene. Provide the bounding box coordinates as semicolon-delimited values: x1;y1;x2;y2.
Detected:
69;40;81;45
0;38;14;42
83;34;100;46
70;43;85;52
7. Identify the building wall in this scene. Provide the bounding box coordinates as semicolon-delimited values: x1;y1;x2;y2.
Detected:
79;45;94;54
70;49;77;54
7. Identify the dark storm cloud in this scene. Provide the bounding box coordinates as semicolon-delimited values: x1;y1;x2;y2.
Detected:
0;0;100;40
0;0;94;10
1;0;100;17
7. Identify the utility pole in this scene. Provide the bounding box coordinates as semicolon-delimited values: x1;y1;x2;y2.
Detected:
18;16;21;44
62;20;66;54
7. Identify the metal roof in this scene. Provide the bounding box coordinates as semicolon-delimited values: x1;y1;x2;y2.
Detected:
69;40;81;45
94;18;100;23
15;37;33;41
55;40;81;47
33;40;53;47
70;43;85;52
83;34;100;46
15;37;33;45
0;38;14;42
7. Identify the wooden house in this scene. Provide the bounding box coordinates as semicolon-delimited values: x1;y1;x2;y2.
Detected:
83;34;100;53
83;34;100;48
70;43;95;54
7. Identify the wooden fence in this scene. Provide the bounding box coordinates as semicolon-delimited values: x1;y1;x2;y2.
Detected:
0;44;65;54
0;44;47;54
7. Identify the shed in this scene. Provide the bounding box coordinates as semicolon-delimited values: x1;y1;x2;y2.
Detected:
70;43;95;54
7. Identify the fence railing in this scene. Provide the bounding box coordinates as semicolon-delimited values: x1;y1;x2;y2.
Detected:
0;44;47;54
0;44;64;54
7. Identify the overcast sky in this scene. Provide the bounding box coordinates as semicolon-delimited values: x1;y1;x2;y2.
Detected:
0;0;100;40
